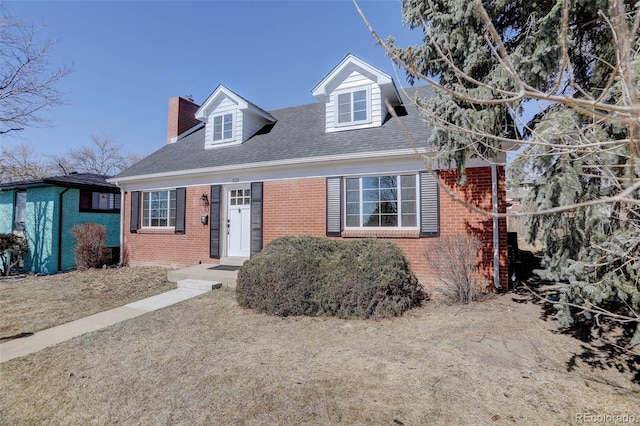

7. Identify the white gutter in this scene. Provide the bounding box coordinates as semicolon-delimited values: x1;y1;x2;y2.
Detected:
492;163;502;290
107;148;428;185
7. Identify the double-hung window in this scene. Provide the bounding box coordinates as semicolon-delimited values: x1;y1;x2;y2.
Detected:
213;113;233;141
142;190;176;227
345;174;418;228
337;88;369;125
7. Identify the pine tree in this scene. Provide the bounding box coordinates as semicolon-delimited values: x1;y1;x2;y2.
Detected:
364;0;640;344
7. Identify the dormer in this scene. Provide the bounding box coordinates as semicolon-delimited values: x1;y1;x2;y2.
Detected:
195;85;276;149
312;54;401;133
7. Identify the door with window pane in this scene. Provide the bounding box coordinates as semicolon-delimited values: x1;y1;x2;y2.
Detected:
226;187;251;257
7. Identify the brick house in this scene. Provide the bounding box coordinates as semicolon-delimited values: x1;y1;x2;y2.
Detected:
110;54;509;289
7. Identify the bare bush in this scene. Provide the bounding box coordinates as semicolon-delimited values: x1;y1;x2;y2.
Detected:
423;234;483;303
71;222;106;270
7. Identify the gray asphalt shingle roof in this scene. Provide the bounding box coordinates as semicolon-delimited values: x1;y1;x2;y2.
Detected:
0;173;117;191
115;85;433;179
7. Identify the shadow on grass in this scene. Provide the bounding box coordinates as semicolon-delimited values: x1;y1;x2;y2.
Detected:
0;332;34;343
509;249;640;384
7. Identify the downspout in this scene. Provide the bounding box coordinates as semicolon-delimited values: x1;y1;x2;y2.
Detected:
57;187;71;272
118;187;124;265
491;163;502;290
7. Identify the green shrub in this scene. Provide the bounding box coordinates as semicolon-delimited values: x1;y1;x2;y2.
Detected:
236;236;423;319
236;236;338;316
72;222;107;270
321;239;422;319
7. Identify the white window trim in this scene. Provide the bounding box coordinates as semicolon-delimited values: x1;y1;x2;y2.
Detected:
344;173;420;230
141;189;177;229
14;191;26;231
334;86;371;127
212;112;235;143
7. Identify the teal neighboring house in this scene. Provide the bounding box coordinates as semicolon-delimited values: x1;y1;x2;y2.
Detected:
0;173;121;274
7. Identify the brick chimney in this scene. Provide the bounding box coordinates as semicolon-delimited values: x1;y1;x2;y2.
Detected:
167;96;201;143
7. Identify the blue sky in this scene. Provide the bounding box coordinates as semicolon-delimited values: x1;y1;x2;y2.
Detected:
3;1;422;161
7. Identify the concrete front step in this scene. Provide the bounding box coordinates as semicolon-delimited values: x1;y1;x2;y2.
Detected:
168;264;239;288
177;279;222;291
220;256;248;267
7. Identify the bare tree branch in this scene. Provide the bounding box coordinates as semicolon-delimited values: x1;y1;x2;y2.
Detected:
46;135;137;176
0;12;72;135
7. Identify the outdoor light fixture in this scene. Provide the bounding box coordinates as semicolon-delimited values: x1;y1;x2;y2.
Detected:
199;193;209;207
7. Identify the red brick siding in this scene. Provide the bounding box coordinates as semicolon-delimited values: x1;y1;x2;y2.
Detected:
167;97;201;143
261;169;508;290
122;167;508;290
262;179;327;242
122;186;217;267
435;167;508;290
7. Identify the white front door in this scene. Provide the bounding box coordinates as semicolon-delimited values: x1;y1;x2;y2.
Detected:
226;187;251;257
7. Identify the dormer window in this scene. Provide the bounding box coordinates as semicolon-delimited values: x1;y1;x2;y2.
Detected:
213;113;233;141
312;54;401;133
337;89;369;125
196;85;276;149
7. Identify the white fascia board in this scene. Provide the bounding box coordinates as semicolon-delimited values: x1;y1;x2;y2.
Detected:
107;150;502;188
112;151;498;191
115;153;430;192
110;148;428;185
382;79;402;106
195;85;248;121
312;54;393;99
247;103;277;123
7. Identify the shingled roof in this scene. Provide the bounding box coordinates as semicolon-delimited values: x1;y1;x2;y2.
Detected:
115;85;434;180
0;173;118;191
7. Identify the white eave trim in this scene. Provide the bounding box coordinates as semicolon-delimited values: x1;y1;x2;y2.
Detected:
195;85;249;121
107;148;428;185
312;53;394;98
247;103;277;123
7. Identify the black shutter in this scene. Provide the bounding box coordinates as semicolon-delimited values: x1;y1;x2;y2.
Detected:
250;182;263;257
420;171;440;237
326;177;342;236
210;185;221;258
130;191;139;233
175;187;186;234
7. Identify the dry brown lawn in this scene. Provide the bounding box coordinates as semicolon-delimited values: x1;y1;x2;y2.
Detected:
0;271;638;425
0;266;174;342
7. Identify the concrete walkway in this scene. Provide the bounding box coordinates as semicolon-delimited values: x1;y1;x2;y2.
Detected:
0;287;209;364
